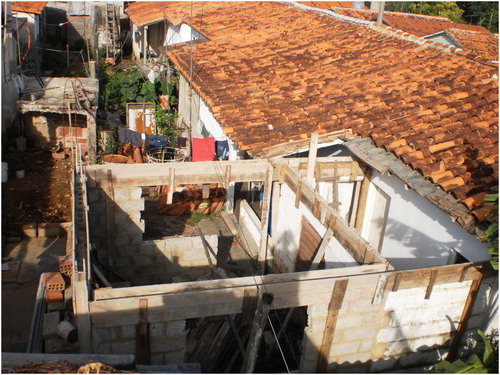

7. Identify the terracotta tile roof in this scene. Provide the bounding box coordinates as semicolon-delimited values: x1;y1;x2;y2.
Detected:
331;7;489;37
444;28;499;62
11;2;47;15
159;2;498;227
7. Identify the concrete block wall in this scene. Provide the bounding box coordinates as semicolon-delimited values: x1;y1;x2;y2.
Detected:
118;236;218;286
299;275;480;373
88;186;145;268
92;320;187;365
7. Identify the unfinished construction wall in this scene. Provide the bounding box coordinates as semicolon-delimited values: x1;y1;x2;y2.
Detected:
88;182;218;285
299;265;490;373
92;320;187;366
273;183;357;273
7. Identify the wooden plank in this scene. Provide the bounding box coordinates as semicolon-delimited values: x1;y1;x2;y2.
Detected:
310;228;333;271
136;298;150;365
257;167;273;274
354;166;372;233
241;292;274;373
306;133;319;184
167;168;175;204
392;273;402;292
425;270;438;299
92;263;391;301
446;275;484;361
372;274;388;305
295;180;302;208
317;279;349;372
241;288;259;326
225;165;232;188
86;160;272;187
74;272;91;353
269;182;281;250
106;169;115;267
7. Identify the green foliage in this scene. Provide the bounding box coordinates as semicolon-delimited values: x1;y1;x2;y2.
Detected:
153;105;181;146
484;193;498;271
104;120;118;155
457;2;499;33
189;212;216;224
430;330;498;373
410;1;465;23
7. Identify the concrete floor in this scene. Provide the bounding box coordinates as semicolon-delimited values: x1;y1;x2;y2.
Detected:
2;237;67;352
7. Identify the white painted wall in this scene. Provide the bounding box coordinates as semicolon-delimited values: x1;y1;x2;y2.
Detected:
165;23;203;46
365;170;490;270
274;183;357;273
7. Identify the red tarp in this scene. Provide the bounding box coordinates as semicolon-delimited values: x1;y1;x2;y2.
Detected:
191;137;215;161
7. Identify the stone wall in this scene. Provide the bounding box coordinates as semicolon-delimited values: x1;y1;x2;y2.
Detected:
92;320;187;366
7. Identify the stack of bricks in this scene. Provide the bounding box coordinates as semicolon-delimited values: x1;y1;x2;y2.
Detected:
43;272;65;303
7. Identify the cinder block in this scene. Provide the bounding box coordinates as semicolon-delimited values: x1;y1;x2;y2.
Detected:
113;188;131;202
115;325;136;340
150;322;164;337
329;341;359;356
43;311;61;339
44;337;77;353
150;336;185;353
22;223;37;238
163;350;185;364
89;202;106;214
87;189;102;203
109;339;136;355
114;235;131;247
38;223;62;237
117;200;145;213
47;301;66;312
346;327;377;341
165;320;186;336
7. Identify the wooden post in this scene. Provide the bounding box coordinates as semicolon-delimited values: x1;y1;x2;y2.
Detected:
257;167;272;275
105;170;115;267
136;298;150;365
241;291;274;373
317;279;349;372
425;270;438;299
269;182;281;251
306;133;319;185
354;167;372;233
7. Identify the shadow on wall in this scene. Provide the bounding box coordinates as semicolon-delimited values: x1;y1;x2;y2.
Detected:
383;218;463;269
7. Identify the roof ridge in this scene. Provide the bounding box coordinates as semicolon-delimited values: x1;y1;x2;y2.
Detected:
330;6;453;21
369;23;498;65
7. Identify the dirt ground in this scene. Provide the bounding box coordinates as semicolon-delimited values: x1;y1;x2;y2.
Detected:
2;148;72;240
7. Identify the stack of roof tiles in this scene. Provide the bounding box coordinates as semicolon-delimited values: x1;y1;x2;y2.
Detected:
126;1;498;228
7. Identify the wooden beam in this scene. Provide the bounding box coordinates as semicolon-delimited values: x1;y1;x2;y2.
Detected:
74;272;91;353
105;169;115;267
317;279;349;372
269;182;281;251
241;292;274;373
295;180;302;209
306;133;319;185
86;160;272;188
257;167;273;275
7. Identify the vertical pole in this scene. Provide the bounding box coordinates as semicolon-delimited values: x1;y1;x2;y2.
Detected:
66;44;70;67
306;133;319;185
258;167;272;275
